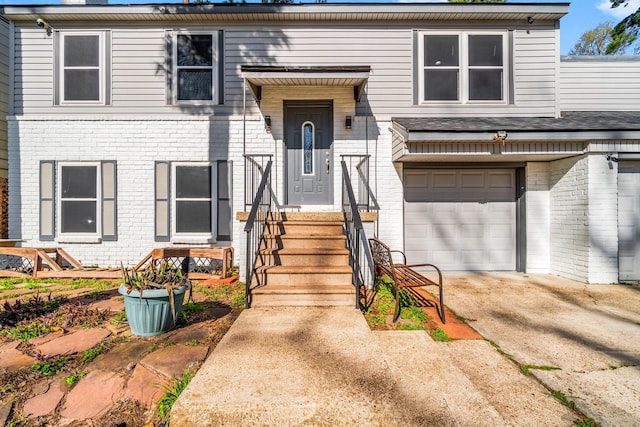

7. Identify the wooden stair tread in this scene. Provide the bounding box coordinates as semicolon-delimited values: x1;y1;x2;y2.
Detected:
264;234;346;239
252;284;354;294
256;265;352;274
260;248;349;255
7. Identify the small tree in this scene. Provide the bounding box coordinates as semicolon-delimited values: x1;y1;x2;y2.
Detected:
606;0;640;53
568;22;626;55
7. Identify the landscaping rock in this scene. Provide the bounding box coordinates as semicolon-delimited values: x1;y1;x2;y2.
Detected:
140;344;208;379
59;370;124;420
23;379;66;419
123;363;169;409
92;340;151;372
0;347;38;372
0;400;13;427
35;328;111;357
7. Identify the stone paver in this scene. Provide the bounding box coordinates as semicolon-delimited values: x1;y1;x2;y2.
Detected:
23;379;67;419
59;370;124;420
0;345;38;372
0;401;12;427
168;326;210;345
140;344;208;379
92;340;151;372
35;328;111;357
123;363;169;408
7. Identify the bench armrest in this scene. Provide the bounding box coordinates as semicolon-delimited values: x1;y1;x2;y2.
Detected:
389;250;407;265
405;263;443;284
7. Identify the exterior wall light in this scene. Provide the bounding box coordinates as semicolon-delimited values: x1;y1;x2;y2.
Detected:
345;116;352;130
264;115;272;132
493;130;507;142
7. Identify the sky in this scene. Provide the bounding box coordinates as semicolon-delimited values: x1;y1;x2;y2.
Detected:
1;0;639;55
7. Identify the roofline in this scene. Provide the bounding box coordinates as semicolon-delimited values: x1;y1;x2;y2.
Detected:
1;2;570;22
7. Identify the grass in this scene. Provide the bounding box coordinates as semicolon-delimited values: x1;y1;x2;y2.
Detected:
82;342;105;363
32;356;71;376
552;390;576;410
3;321;51;341
430;327;452;342
156;369;195;425
193;282;245;309
520;364;561;376
63;370;86;386
575;418;598;427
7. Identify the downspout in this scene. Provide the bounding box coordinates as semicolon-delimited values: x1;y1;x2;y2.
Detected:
243;78;247;207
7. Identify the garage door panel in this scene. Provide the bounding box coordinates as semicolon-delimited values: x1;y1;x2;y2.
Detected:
404;168;516;271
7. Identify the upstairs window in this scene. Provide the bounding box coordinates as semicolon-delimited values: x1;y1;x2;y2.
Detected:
173;33;218;103
420;32;506;103
60;33;106;104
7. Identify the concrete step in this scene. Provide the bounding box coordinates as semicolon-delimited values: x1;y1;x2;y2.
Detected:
260;248;350;267
262;235;347;250
251;285;355;307
256;265;352;286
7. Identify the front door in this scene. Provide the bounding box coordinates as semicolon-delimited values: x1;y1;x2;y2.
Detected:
284;101;333;205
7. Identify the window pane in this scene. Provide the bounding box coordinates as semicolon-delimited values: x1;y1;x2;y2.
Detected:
469;69;503;100
303;123;313;174
176;201;211;233
469;35;503;67
425;69;459;101
177;34;213;67
424;35;459;66
177;70;213;101
176;166;211;198
64;35;100;67
61;201;97;233
61;166;97;198
64;69;100;101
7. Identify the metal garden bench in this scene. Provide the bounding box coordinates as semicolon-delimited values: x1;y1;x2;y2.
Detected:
368;238;445;324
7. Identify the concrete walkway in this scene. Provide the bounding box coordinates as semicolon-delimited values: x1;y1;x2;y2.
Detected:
173;273;640;426
443;272;640;427
171;305;575;426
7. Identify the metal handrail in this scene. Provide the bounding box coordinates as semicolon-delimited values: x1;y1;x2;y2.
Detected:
244;160;273;309
341;160;376;311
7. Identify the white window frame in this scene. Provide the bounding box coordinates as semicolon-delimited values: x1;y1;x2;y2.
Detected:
171;162;217;240
60;32;106;105
418;31;508;104
172;32;219;105
57;162;102;239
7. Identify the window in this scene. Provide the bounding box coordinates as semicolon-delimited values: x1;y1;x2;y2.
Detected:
173;33;218;103
302;122;314;175
155;161;231;242
173;163;213;235
60;33;106;103
59;164;100;235
40;161;117;242
420;32;506;103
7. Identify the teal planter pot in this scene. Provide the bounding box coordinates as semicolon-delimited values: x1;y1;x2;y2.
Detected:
118;284;188;337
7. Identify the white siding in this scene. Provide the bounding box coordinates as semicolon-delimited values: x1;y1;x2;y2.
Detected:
560;58;640;111
13;23;560;119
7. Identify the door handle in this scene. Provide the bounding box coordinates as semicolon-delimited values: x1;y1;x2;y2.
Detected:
325;152;330;174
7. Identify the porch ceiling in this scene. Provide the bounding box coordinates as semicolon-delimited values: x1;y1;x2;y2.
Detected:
241;65;370;102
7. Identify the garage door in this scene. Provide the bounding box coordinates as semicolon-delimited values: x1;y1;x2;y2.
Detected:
404;169;516;271
618;161;640;282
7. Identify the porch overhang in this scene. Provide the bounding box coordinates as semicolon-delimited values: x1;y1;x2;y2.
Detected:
391;112;640;163
241;65;370;102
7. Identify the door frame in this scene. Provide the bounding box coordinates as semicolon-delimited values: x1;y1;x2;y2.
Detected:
283;100;334;205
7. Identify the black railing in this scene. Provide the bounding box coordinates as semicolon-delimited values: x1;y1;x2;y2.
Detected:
244;159;273;309
244;154;272;212
341;160;377;311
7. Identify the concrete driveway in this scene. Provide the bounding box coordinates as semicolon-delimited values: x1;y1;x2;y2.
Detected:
443;272;640;427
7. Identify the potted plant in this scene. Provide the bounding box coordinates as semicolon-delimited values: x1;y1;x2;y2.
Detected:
119;261;191;337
